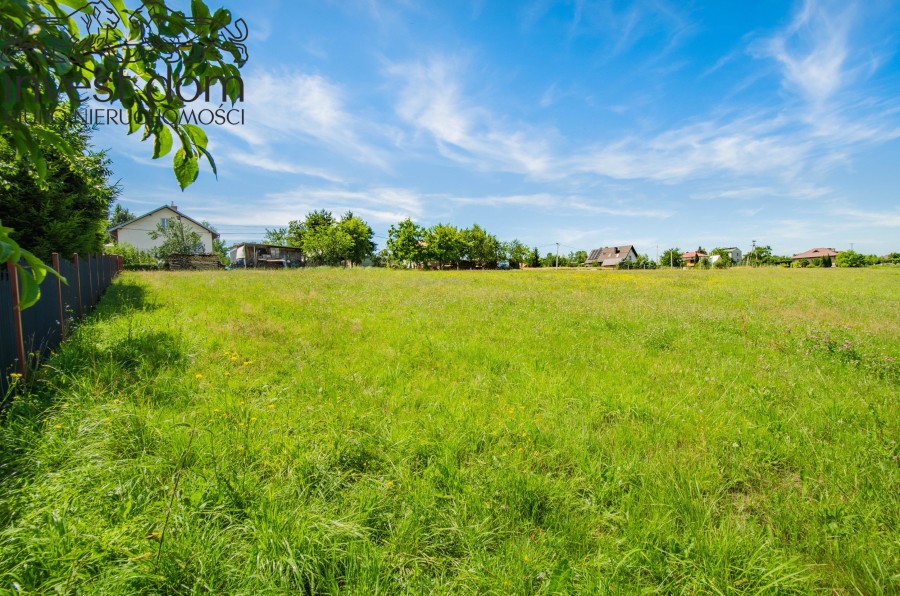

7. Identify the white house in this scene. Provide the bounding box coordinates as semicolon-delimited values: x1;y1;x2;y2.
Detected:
709;247;743;264
109;205;218;253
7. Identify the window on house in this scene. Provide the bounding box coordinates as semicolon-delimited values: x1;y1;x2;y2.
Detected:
161;218;169;228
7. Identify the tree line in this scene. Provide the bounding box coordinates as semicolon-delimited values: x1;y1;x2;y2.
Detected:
263;210;375;267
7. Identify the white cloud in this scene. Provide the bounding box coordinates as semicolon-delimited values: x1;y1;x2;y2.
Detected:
224;70;389;167
225;151;345;183
763;0;856;105
388;56;555;176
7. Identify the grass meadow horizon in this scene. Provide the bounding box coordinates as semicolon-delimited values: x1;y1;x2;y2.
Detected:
1;267;898;593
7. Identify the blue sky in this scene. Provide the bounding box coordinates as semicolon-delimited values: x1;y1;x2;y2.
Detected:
99;0;900;256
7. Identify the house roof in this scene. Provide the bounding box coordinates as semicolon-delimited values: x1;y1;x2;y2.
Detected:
586;245;636;263
109;205;219;238
680;251;708;259
231;242;298;250
792;247;839;259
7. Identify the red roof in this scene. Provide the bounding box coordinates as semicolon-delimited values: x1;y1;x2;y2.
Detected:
680;251;708;259
792;247;839;259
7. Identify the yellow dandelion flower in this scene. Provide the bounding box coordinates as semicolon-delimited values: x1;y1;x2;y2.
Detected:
250;417;257;422
54;425;62;429
103;417;111;422
195;373;203;379
242;360;252;366
266;404;275;410
10;373;23;380
238;422;245;427
62;403;69;408
385;481;394;488
230;355;238;361
238;401;245;406
523;555;529;561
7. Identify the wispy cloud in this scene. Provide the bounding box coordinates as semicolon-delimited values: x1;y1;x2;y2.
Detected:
388;56;556;176
761;0;857;106
451;193;673;218
224;70;389;168
225;151;345;183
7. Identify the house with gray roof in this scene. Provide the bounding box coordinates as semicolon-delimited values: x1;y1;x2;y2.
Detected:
585;245;638;268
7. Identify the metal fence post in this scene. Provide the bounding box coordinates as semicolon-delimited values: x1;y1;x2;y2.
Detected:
52;253;65;340
73;253;83;317
6;260;27;377
86;253;94;309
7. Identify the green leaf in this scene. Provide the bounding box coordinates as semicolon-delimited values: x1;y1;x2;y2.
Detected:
198;146;217;177
183;124;207;150
153;126;173;158
17;265;41;310
173;148;199;190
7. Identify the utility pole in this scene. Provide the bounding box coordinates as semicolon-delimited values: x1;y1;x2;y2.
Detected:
555;243;560;268
656;245;659;264
850;242;854;252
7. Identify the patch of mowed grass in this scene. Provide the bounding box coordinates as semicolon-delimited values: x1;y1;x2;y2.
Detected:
1;268;897;593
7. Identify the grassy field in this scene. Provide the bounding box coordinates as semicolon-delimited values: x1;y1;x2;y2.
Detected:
1;268;898;594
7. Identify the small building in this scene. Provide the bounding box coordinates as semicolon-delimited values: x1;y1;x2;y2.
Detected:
709;247;742;264
585;245;638;268
229;243;304;268
109;204;217;253
792;247;839;265
680;250;708;267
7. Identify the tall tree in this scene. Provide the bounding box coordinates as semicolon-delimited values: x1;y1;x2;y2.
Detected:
461;224;500;267
387;218;426;267
660;247;682;268
425;223;463;268
505;239;530;267
0;118;118;261
338;211;375;266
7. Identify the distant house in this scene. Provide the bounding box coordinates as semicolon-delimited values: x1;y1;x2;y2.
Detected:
109;204;217;253
792;247;839;265
585;245;638;268
229;243;304;268
680;250;708;267
709;247;742;264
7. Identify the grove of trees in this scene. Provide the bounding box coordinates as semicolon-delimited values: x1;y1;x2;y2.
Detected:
265;211;375;267
384;219;537;269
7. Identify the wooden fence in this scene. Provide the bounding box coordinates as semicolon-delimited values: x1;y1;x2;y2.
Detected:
0;253;121;396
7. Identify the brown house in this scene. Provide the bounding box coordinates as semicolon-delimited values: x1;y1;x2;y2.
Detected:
792;248;839;264
585;245;638;268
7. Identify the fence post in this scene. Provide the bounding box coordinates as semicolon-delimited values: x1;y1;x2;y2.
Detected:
86;253;94;309
73;253;83;317
52;253;65;341
118;255;123;274
6;261;27;377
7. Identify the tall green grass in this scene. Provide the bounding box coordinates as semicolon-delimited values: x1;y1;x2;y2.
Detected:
1;268;898;593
